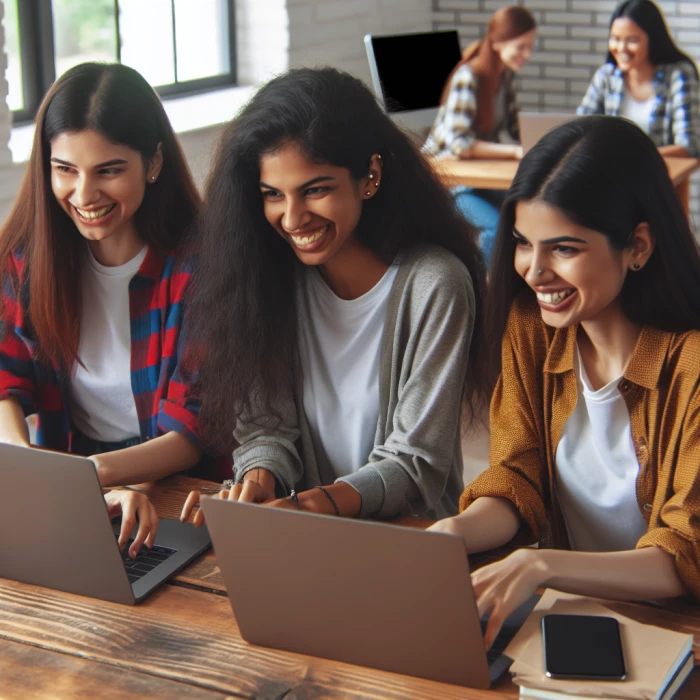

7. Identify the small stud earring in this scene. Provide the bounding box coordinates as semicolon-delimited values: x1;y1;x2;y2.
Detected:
368;173;375;180
374;182;379;188
150;176;156;181
633;263;641;270
365;190;371;196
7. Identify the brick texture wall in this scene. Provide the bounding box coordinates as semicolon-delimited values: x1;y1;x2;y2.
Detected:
432;0;700;226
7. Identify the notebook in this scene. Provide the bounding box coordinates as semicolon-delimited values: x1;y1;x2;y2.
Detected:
506;591;695;700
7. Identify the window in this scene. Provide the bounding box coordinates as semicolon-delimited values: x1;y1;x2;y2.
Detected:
3;0;236;122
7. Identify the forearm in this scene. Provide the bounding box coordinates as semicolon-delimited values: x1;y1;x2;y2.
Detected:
461;140;520;160
441;497;522;553
0;397;30;446
297;482;362;517
95;431;201;486
541;546;688;601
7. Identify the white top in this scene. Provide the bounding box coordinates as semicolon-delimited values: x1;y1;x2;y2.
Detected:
619;91;656;132
297;263;398;481
554;345;648;552
71;245;148;442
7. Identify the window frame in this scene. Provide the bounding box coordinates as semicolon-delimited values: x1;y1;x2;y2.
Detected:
11;0;237;124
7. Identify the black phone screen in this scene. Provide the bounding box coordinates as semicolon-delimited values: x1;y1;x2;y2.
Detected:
542;614;626;680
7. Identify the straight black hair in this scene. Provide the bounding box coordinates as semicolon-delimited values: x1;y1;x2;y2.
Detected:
606;0;698;78
487;115;700;368
187;67;490;454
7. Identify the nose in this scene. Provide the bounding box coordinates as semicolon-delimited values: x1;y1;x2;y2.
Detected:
525;252;550;285
282;197;310;232
72;174;100;208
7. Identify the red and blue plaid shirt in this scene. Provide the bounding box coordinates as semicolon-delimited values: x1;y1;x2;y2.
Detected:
0;246;230;477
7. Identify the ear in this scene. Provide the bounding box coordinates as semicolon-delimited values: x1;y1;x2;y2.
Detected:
627;222;655;271
147;143;164;184
360;153;383;200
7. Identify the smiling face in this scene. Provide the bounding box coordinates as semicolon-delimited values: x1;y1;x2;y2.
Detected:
512;200;647;330
609;17;650;73
258;141;379;268
493;29;537;72
50;129;160;250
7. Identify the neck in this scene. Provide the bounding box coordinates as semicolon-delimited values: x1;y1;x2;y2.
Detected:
577;302;642;389
624;62;655;86
318;237;390;300
88;226;144;267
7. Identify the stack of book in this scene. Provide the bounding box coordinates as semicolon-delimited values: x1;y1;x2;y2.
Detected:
503;591;694;700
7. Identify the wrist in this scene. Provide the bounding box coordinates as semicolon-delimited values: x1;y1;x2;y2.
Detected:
297;489;335;515
242;468;276;495
534;548;559;588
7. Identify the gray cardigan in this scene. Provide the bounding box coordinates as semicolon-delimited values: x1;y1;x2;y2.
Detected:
232;245;475;520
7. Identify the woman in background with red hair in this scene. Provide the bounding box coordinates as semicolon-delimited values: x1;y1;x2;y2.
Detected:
424;6;536;264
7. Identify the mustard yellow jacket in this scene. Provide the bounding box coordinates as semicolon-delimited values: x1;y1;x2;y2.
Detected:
461;294;700;599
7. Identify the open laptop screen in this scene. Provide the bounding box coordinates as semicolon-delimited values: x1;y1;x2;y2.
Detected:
365;30;462;113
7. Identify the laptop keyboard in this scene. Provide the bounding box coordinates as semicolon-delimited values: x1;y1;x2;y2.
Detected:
481;619;519;665
121;541;177;585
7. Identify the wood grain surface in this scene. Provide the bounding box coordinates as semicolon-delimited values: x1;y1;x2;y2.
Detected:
0;578;515;699
3;474;697;699
0;638;230;700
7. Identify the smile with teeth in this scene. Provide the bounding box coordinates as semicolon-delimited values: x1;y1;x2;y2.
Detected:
74;203;117;221
290;224;329;246
536;289;575;305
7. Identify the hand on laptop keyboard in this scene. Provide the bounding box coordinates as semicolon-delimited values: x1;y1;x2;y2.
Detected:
105;489;160;558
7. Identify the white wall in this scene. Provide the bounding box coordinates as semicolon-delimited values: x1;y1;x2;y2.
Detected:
0;0;432;220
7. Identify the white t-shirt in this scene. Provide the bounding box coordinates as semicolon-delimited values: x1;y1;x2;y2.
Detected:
554;345;648;552
297;264;398;481
71;245;148;442
619;91;656;133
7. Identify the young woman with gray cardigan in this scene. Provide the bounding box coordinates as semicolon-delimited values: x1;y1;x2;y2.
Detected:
181;67;491;522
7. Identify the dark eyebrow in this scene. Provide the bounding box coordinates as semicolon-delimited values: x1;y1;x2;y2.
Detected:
512;227;587;245
259;175;336;190
50;157;129;168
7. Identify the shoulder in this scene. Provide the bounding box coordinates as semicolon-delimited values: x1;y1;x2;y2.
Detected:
664;328;700;377
592;63;616;82
396;245;473;299
664;61;698;83
450;64;477;90
504;292;559;359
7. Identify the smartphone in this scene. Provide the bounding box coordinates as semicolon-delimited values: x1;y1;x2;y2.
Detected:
541;614;626;680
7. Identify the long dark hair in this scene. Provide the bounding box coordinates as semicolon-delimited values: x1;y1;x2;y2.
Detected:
606;0;698;78
487;115;700;370
0;62;200;369
188;67;489;454
440;6;536;136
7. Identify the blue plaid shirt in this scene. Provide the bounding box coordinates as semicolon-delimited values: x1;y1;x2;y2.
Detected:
577;62;700;157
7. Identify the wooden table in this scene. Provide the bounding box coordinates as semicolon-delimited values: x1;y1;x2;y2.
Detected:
434;156;700;217
2;476;699;699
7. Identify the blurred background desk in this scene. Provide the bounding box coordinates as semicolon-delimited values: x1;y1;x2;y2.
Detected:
434;156;700;219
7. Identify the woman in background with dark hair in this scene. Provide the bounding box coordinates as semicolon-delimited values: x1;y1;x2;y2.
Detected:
0;63;212;554
423;6;537;263
430;116;700;647
578;0;699;157
181;67;490;523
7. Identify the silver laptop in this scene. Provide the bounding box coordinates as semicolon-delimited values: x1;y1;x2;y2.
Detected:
202;499;538;689
0;443;211;604
519;112;576;153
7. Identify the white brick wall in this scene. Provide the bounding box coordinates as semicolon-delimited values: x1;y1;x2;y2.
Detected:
432;0;700;226
287;0;430;86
